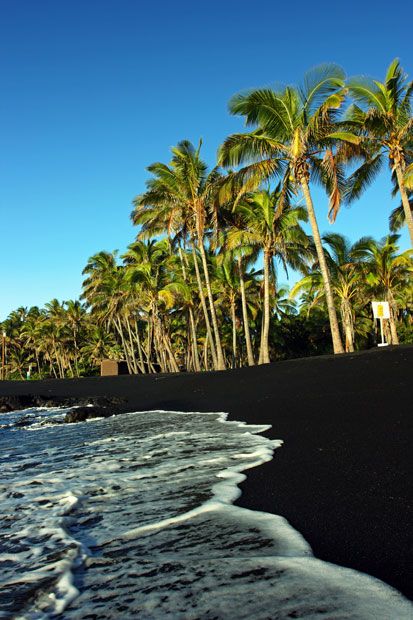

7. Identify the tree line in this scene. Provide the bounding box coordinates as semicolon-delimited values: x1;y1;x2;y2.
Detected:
1;60;412;379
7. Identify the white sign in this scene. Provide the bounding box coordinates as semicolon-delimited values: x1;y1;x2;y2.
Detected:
372;301;390;319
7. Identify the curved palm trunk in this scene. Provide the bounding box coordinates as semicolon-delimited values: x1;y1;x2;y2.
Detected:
198;240;226;370
259;249;271;364
125;316;140;374
163;333;180;372
301;180;345;354
238;258;255;366
191;245;218;369
131;322;146;373
114;317;133;374
394;164;413;246
178;247;201;372
203;333;210;371
188;307;201;372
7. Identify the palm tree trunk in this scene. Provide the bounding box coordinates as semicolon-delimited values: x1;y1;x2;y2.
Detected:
132;322;146;373
230;297;237;368
188;308;201;372
72;330;80;377
125;316;140;374
259;250;271;364
203;333;209;371
197;240;226;370
191;245;218;368
341;301;354;353
178;246;201;372
50;359;58;379
387;292;399;345
114;317;133;374
159;315;180;373
395;164;413;246
163;334;179;372
153;321;167;372
35;350;41;377
238;258;255;366
301;179;344;354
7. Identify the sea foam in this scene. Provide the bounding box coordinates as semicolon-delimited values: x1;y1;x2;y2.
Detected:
0;408;411;619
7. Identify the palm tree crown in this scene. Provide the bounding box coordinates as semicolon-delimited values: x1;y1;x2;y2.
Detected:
345;59;413;244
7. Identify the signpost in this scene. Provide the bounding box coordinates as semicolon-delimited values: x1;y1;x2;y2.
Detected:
372;301;390;347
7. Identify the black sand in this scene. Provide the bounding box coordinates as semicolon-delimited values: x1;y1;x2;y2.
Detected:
1;346;412;599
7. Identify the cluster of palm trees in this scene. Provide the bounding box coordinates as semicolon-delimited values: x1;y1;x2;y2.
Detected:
1;60;412;379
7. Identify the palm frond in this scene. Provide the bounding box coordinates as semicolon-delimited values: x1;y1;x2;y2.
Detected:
389;202;412;231
300;63;345;115
347;76;388;112
344;153;384;203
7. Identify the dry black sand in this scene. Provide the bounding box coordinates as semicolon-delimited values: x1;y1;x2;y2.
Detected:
1;345;412;599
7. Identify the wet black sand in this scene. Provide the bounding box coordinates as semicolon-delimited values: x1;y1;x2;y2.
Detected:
1;345;412;599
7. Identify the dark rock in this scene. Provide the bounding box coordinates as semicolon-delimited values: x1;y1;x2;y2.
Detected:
0;394;126;419
14;415;36;427
64;402;122;423
0;395;36;412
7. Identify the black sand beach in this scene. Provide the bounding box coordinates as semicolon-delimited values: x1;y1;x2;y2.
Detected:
1;345;412;599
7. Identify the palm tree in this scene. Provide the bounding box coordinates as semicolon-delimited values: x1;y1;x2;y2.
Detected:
219;64;347;353
226;189;309;363
80;325;118;367
123;239;180;373
345;59;413;245
132;140;226;370
64;300;85;376
82;251;140;372
291;233;362;352
213;251;241;367
351;234;413;344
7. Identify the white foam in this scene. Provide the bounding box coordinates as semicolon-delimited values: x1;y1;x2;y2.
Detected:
1;407;411;620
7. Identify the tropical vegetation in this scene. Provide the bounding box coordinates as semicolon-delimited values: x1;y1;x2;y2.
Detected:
1;61;412;379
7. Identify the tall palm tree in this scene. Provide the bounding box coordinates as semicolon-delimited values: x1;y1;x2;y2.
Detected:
226;189;309;363
219;64;347;353
132;140;226;370
345;59;413;245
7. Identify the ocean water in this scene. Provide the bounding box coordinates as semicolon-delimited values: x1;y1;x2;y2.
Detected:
0;408;411;620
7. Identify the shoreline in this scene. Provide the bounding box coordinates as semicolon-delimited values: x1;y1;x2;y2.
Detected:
1;345;412;599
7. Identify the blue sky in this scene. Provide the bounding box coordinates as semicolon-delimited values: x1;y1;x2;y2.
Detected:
0;0;411;320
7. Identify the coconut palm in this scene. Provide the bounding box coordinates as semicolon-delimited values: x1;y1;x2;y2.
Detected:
82;251;141;372
64;300;85;376
345;59;413;245
132;140;226;370
123;239;180;373
291;233;363;352
219;64;348;353
225;188;309;363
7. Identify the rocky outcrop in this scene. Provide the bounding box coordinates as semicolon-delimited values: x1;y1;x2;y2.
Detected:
64;402;121;423
0;395;126;422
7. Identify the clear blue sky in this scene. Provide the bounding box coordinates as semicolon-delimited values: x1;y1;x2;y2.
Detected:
1;0;411;320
